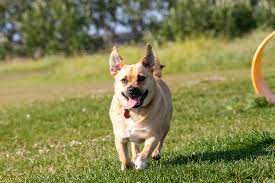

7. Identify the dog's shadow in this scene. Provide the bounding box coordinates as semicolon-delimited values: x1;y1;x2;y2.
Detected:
164;136;275;166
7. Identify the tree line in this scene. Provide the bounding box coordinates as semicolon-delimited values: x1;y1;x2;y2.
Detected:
0;0;274;59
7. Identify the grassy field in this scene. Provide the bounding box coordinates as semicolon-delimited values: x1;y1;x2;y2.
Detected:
0;29;275;182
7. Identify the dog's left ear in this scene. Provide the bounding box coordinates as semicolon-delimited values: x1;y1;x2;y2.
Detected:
141;44;155;69
109;46;123;76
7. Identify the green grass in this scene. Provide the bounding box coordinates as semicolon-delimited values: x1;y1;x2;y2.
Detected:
1;74;275;182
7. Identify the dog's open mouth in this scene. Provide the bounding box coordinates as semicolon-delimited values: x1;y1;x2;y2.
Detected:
122;90;148;109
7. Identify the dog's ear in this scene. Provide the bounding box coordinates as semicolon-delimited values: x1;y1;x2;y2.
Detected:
109;46;123;76
141;44;155;69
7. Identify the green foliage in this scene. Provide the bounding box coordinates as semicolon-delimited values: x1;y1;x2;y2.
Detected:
21;0;102;55
0;44;7;60
160;0;275;40
216;3;256;37
0;0;275;58
253;97;270;108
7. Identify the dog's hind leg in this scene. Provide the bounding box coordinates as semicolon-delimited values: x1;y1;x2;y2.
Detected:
152;125;170;160
115;139;133;171
151;127;169;160
131;143;140;162
151;140;163;160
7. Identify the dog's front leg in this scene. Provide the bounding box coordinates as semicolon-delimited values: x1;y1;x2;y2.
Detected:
115;139;132;171
131;142;140;162
134;136;158;169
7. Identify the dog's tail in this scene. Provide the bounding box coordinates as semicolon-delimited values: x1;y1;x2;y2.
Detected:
153;57;165;78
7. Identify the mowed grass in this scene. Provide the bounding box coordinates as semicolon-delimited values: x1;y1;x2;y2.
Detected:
1;74;275;182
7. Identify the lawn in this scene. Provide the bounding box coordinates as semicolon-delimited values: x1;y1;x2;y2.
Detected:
0;29;275;182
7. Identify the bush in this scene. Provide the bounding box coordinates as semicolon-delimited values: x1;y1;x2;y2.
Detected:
159;0;274;40
216;3;256;37
0;0;274;58
0;45;6;60
20;1;102;56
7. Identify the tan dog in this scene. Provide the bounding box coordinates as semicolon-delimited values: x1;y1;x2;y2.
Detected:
109;44;173;170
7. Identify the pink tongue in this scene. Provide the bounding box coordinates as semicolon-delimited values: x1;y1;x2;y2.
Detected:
125;98;138;109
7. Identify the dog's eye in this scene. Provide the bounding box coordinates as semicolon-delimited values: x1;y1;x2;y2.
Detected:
121;78;128;84
138;75;146;82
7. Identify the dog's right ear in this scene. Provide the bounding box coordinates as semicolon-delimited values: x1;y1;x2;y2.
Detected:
141;44;155;68
109;46;123;76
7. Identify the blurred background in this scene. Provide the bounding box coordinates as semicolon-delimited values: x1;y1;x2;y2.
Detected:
0;0;274;58
0;0;274;104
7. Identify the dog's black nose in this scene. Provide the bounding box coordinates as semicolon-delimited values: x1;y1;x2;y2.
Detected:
128;87;140;97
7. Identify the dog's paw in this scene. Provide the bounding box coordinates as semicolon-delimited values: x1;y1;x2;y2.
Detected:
152;154;161;161
121;161;134;171
134;156;148;170
121;165;127;171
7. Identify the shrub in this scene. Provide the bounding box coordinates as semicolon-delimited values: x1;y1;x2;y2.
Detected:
159;0;273;40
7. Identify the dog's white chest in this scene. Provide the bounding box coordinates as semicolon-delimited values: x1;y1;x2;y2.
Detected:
116;118;150;143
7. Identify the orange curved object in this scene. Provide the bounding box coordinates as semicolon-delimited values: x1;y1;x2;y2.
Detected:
251;31;275;103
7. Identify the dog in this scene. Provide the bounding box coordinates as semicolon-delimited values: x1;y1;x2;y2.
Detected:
109;44;173;170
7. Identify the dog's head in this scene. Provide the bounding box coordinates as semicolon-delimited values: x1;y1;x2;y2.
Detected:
109;44;159;109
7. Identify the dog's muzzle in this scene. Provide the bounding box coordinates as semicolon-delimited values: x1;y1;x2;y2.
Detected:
122;89;148;109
